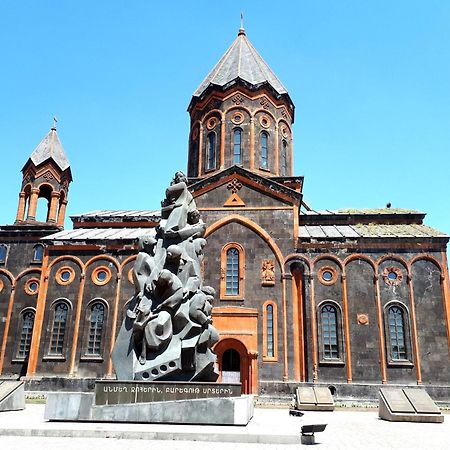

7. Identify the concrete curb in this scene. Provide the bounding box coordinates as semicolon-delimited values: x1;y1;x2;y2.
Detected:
0;427;300;444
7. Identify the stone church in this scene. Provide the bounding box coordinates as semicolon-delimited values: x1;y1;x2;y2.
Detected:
1;26;449;399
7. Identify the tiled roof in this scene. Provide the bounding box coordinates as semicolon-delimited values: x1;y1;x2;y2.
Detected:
193;28;288;98
27;127;70;171
42;227;156;242
301;208;422;216
299;224;448;240
71;210;160;220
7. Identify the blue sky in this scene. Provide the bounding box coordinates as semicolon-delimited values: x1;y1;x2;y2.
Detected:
0;1;449;237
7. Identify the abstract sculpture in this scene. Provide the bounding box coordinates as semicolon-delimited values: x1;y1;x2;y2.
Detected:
112;172;219;381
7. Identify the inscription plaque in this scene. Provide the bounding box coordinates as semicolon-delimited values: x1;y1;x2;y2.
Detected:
297;387;316;404
403;389;441;414
380;388;415;413
314;387;333;405
0;381;22;403
95;380;241;405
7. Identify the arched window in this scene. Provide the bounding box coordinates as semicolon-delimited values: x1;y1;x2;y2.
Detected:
86;302;106;356
281;140;287;176
260;132;268;169
207;132;216;170
233;129;242;164
33;244;44;262
220;243;245;300
0;244;7;263
388;306;407;360
321;304;339;359
17;310;35;359
49;302;69;355
226;248;239;295
263;301;278;361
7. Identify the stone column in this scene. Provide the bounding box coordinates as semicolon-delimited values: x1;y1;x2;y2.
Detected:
48;191;60;223
15;191;26;222
57;199;68;227
26;188;40;220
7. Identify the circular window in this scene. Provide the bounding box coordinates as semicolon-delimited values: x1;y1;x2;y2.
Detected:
56;266;76;285
318;266;338;285
206;117;218;130
128;268;134;285
192;127;199;140
231;112;244;125
259;115;271;128
92;266;112;286
25;278;40;296
281;125;289;138
382;266;403;286
0;279;4;293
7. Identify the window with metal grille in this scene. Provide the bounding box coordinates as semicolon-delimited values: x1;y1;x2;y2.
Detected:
266;304;274;357
87;303;105;356
17;310;35;359
33;244;44;262
388;306;407;360
0;244;7;263
226;248;240;295
233;129;242;164
49;302;68;355
321;305;339;359
281;140;287;175
261;132;268;169
207;132;216;170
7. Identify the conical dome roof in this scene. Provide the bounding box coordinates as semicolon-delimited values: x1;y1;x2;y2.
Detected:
193;28;288;98
27;127;70;172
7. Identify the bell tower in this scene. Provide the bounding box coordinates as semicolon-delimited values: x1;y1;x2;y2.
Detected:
187;26;295;179
15;122;72;228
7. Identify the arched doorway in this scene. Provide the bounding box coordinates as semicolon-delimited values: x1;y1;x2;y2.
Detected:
215;338;253;394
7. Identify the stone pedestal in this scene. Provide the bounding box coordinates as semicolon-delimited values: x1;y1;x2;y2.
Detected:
0;381;25;412
45;381;254;425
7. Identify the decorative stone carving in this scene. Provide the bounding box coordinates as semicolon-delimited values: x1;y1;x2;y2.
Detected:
227;178;243;194
112;171;219;382
43;171;54;181
261;259;275;286
231;93;244;105
382;266;403;286
260;96;271;109
357;313;369;325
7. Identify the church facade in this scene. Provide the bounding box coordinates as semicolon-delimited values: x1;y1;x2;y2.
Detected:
1;27;449;397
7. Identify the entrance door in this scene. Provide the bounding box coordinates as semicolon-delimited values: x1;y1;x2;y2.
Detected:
221;348;241;383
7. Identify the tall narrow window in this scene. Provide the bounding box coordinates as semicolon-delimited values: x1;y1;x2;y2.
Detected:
33;244;44;262
233;129;242;164
0;244;7;263
17;310;35;359
266;304;274;357
86;302;105;356
226;248;240;295
49;302;69;355
260;132;268;169
388;306;407;360
207;132;216;170
321;305;339;359
220;243;245;300
281;140;287;176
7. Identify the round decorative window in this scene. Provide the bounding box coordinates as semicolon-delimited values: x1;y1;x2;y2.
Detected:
206;117;218;130
259;115;271;128
231;111;244;125
0;279;4;293
281;125;289;138
128;268;134;285
318;266;338;285
56;266;76;286
92;266;112;286
382;266;403;286
191;127;199;140
25;278;40;295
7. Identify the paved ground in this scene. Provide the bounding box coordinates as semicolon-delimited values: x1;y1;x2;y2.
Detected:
0;404;449;449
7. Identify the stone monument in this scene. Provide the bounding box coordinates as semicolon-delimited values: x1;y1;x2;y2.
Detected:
112;171;219;382
45;172;254;425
